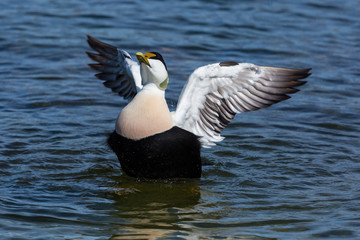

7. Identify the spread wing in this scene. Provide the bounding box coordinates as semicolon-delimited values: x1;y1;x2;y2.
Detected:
86;35;142;99
173;62;311;147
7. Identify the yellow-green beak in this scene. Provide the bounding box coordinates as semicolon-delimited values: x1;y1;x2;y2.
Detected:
136;52;153;67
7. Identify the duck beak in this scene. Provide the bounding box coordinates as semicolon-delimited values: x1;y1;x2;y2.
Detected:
136;52;151;67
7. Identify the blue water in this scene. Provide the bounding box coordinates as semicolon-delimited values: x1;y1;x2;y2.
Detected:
1;0;360;239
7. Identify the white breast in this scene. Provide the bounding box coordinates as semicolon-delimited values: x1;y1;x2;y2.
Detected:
116;84;174;140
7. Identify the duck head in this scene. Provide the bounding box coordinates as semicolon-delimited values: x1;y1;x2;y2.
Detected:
136;52;169;90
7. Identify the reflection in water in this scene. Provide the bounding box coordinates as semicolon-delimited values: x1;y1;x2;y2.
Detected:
1;0;360;238
107;177;277;239
109;177;201;239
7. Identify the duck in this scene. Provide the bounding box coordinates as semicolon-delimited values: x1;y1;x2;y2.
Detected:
86;35;311;179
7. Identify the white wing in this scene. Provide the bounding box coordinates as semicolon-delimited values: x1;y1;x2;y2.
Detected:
173;61;311;147
87;35;142;99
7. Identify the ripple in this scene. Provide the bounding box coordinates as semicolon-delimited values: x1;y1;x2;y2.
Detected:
312;229;355;238
1;0;360;239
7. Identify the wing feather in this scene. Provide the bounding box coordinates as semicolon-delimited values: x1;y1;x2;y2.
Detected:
173;62;311;147
86;35;142;100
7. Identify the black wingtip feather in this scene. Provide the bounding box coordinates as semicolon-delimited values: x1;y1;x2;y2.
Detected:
95;73;117;81
86;51;99;61
296;80;307;86
296;69;312;80
86;35;138;100
87;35;117;53
87;36;118;61
86;51;105;63
89;63;104;71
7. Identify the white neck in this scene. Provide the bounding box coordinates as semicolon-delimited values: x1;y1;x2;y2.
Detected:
140;83;165;96
115;83;174;139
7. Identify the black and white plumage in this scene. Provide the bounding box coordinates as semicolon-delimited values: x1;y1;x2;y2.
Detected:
87;35;311;178
86;36;142;99
173;63;310;147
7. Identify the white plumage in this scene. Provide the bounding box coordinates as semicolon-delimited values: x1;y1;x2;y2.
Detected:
173;63;310;147
87;36;311;147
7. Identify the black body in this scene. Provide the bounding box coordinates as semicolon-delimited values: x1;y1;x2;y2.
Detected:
108;126;202;179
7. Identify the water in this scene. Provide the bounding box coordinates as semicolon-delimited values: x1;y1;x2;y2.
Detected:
1;0;360;239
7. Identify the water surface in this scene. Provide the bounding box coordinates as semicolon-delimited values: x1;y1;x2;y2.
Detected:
1;0;360;239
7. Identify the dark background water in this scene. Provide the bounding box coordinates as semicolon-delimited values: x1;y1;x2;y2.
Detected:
1;0;360;239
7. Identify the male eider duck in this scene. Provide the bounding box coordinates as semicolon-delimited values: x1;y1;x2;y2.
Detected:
86;35;311;179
